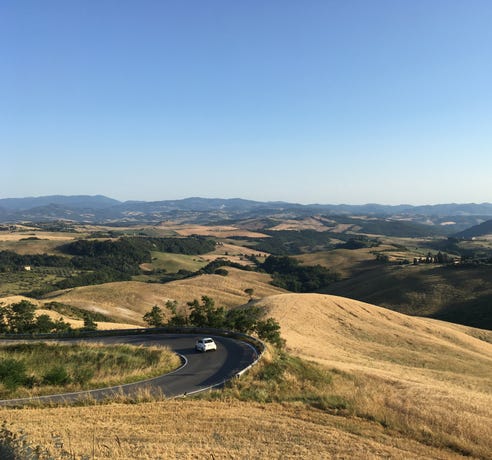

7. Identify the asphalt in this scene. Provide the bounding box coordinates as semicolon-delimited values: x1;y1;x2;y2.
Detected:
0;333;259;407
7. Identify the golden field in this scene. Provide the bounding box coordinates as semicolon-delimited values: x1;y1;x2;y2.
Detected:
38;268;286;324
0;400;467;459
0;291;491;458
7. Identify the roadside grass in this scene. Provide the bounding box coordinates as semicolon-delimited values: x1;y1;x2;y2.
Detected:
0;342;181;399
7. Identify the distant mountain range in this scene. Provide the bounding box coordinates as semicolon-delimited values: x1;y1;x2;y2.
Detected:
1;195;492;235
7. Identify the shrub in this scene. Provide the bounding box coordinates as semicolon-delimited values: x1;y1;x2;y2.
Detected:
72;365;94;385
0;359;28;390
42;365;70;386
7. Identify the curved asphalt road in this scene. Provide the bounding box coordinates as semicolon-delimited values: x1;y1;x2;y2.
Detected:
0;333;258;407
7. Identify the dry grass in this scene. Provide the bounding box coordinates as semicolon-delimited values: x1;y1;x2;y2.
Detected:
0;296;140;330
256;293;492;457
0;232;77;255
269;217;330;232
295;247;383;278
44;268;286;324
0;400;466;459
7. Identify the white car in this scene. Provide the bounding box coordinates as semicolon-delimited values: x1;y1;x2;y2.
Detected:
195;337;217;352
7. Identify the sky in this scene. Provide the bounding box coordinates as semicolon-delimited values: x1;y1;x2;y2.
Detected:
1;0;491;205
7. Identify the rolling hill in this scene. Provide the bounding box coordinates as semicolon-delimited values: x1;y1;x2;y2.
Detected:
256;293;492;458
2;195;492;228
1;292;491;458
41;268;286;324
454;218;492;239
322;263;492;329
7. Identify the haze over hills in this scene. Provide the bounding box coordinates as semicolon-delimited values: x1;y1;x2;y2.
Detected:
1;195;492;233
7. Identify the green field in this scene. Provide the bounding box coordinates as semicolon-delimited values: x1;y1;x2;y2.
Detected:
148;251;208;273
0;267;81;296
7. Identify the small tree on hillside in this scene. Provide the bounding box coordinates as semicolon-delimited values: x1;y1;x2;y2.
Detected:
256;318;284;348
143;305;164;327
82;314;98;331
244;288;254;301
35;314;56;333
6;300;37;333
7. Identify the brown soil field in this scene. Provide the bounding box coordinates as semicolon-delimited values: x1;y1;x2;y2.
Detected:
269;217;329;232
44;269;286;324
0;400;466;459
159;223;269;238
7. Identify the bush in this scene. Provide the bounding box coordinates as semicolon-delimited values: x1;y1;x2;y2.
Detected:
72;365;94;385
42;365;70;386
0;359;28;390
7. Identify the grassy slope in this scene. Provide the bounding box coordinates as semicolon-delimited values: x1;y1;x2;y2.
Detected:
257;293;492;458
42;268;286;324
295;247;382;278
323;263;492;329
0;400;466;459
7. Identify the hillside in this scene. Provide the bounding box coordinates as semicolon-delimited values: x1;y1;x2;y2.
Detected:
258;293;492;384
1;292;491;458
2;195;492;227
257;293;492;457
454;218;492;239
0;295;139;330
42;268;286;324
322;263;492;329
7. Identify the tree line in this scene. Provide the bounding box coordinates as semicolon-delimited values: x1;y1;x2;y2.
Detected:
260;255;340;292
0;300;97;334
143;296;284;348
1;236;216;297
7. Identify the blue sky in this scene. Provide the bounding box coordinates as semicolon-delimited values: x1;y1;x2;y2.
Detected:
1;0;491;204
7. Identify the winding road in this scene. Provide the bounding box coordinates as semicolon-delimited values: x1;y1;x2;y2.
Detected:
0;332;259;407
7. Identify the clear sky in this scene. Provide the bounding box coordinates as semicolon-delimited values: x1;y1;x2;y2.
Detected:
1;0;491;204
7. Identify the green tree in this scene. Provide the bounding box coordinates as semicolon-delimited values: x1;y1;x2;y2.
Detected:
0;305;9;334
244;288;254;300
82;314;98;331
35;314;56;333
54;317;72;333
143;305;164;327
256;318;284;348
6;300;36;333
188;296;226;329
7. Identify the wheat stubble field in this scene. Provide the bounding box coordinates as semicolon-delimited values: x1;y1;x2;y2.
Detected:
1;292;491;458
